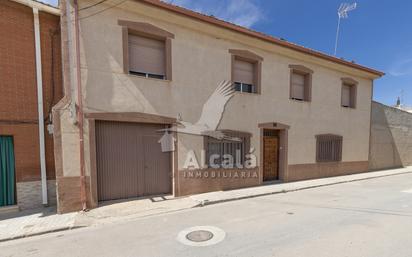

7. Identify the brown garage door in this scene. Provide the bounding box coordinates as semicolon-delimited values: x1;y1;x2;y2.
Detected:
95;120;172;201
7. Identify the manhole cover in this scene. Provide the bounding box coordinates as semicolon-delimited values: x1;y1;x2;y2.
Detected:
177;226;226;247
186;230;214;242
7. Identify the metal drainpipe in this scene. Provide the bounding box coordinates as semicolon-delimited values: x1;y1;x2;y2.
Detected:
33;7;48;206
73;0;87;210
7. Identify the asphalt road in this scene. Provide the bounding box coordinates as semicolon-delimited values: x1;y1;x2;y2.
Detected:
2;173;412;257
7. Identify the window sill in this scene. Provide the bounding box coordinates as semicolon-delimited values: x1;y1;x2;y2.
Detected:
316;161;342;164
341;106;356;109
234;91;260;96
290;98;310;103
127;72;171;83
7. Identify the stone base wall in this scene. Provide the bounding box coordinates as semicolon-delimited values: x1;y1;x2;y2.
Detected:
177;168;260;196
56;176;82;214
16;180;57;210
287;161;369;182
56;176;93;214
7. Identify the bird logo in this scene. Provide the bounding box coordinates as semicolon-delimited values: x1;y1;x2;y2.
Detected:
159;80;240;142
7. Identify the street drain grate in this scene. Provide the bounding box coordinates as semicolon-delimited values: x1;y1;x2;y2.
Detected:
186;230;214;242
177;226;226;246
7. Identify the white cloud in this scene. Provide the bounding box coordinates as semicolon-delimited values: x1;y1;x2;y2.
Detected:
165;0;263;28
389;58;412;77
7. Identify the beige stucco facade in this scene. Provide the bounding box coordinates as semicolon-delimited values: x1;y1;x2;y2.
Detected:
54;0;382;213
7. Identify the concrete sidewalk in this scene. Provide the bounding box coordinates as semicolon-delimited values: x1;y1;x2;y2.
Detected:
0;207;78;242
1;166;411;242
190;167;412;205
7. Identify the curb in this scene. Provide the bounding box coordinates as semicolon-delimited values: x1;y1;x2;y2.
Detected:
195;170;412;207
0;225;85;243
1;170;410;243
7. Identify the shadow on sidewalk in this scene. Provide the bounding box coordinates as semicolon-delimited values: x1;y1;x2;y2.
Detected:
0;206;57;221
97;194;175;208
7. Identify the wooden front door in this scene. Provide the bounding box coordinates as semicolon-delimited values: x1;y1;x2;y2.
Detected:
263;130;279;181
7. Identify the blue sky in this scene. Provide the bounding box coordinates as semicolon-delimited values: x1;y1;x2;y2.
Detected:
43;0;412;106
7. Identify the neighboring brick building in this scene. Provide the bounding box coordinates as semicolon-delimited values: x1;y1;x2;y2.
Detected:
0;0;62;210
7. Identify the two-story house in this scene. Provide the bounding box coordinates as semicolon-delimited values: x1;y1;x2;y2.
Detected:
54;0;384;213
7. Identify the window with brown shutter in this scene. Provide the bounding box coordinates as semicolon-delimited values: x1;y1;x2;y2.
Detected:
341;84;351;107
341;81;357;108
128;34;166;79
316;134;342;162
289;65;313;102
233;58;255;93
118;20;174;80
229;49;263;94
290;72;306;101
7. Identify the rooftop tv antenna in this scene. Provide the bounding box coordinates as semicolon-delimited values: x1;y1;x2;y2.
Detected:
334;3;357;56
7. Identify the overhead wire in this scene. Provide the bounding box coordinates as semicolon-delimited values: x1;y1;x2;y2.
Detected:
77;0;128;20
79;0;109;10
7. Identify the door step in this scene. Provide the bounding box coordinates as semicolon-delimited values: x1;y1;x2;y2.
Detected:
0;205;19;215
